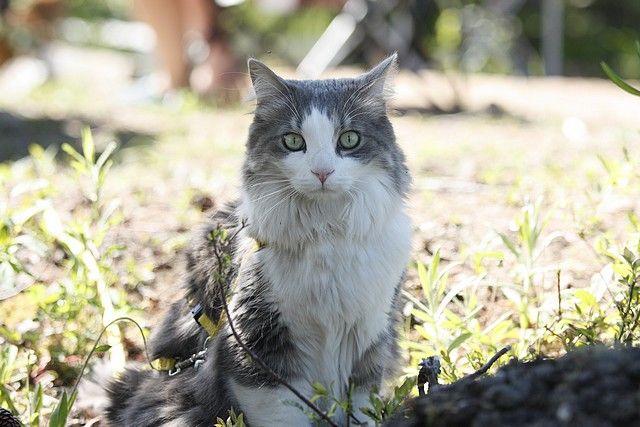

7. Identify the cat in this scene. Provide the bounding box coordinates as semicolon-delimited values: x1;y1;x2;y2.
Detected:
103;53;412;426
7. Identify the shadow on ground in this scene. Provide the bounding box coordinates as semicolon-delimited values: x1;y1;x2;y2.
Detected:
0;110;155;161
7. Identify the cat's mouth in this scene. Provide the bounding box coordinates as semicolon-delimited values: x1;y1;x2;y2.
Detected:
307;187;333;196
302;186;347;201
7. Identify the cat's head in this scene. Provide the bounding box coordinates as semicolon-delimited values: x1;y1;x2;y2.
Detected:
241;55;409;241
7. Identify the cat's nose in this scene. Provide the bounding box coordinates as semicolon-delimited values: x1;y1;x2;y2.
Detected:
311;168;334;184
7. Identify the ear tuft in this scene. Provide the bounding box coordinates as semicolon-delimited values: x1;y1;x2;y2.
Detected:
247;58;289;103
359;53;398;99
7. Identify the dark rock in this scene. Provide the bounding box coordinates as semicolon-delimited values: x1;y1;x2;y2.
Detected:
386;346;640;427
0;408;21;427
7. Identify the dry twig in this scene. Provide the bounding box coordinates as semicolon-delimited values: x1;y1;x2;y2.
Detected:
465;345;512;382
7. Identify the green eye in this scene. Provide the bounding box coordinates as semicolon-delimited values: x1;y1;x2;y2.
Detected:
338;130;360;149
283;133;305;151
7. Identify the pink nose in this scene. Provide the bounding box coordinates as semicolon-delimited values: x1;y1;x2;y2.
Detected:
311;169;334;184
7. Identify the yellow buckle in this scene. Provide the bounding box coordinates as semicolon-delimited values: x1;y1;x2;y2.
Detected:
151;357;176;371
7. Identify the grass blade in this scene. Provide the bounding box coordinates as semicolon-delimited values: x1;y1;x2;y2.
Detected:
601;62;640;97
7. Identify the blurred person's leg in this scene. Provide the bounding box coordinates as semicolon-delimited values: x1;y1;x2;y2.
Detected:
181;0;215;37
134;0;188;89
182;0;240;95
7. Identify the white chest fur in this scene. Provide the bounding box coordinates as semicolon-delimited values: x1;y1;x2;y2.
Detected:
258;207;411;395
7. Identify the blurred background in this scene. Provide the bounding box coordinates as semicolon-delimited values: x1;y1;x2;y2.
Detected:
0;0;638;157
1;1;640;425
0;0;639;158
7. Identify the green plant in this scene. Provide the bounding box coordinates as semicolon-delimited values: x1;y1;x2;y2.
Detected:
601;41;640;97
496;200;567;356
288;382;351;424
498;201;549;300
215;408;246;427
405;251;515;382
44;129;126;368
360;377;415;425
614;247;640;344
0;129;134;425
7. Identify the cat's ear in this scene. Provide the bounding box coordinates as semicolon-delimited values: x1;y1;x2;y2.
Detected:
358;53;398;100
248;59;289;103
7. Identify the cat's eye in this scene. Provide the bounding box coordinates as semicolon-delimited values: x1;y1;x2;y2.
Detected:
338;131;360;150
283;133;305;151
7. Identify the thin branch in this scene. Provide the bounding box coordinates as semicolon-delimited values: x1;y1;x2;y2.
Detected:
556;269;562;319
465;345;512;382
212;227;338;427
71;316;158;399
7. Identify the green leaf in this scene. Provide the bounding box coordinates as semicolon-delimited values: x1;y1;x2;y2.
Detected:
95;344;111;353
447;332;472;353
417;261;430;299
574;289;598;310
96;141;117;170
81;127;95;163
360;407;381;422
497;232;519;257
327;402;338;417
371;393;383;414
429;250;441;289
0;385;19;415
628;212;640;232
30;383;44;426
311;382;328;396
395;376;416;399
601;62;640;97
623;247;636;264
61;143;85;164
49;391;70;427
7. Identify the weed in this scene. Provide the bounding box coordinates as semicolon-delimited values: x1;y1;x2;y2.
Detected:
0;129;131;425
601;41;640;97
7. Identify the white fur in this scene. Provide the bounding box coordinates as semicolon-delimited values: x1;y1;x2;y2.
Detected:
261;206;410;387
234;108;411;423
230;379;313;427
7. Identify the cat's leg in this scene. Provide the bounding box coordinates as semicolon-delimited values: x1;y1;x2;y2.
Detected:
349;334;399;425
147;299;208;360
349;388;374;426
229;379;313;427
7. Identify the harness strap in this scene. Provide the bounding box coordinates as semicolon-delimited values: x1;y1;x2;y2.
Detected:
191;303;226;337
150;237;266;373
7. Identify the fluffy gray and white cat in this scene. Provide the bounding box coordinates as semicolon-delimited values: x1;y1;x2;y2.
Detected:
103;54;412;426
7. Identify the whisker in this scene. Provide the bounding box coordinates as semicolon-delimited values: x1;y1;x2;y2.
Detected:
250;186;290;203
262;189;296;218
